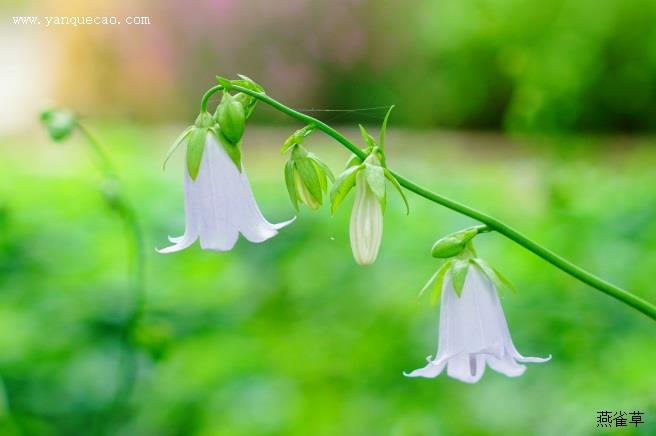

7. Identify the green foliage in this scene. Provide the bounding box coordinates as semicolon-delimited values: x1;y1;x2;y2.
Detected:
1;125;656;434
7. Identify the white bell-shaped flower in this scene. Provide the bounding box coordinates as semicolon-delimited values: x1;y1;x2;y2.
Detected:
159;136;294;253
405;267;550;383
349;170;383;265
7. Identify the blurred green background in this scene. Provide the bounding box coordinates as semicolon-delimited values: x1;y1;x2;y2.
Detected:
2;0;656;435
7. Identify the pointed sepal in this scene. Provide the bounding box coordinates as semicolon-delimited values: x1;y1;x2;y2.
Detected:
451;258;470;297
294;153;323;206
163;125;193;170
472;258;516;294
379;105;394;152
359;124;377;149
384;169;409;214
284;159;300;212
419;260;453;305
215;128;242;170
330;164;362;214
186;127;208;180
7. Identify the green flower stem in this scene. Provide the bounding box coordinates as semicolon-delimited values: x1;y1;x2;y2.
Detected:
200;85;656;322
76;123;147;409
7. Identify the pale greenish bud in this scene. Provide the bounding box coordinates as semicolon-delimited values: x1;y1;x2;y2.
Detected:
431;227;480;258
284;145;333;211
216;92;246;144
40;109;77;142
350;171;384;265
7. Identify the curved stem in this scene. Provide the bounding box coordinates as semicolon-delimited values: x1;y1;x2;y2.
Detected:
76;123;147;412
201;84;656;321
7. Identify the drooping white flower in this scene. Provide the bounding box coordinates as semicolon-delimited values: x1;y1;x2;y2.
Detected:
159;135;294;253
349;170;384;265
405;267;550;383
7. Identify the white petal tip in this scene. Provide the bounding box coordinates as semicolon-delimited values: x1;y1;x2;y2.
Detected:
156;243;189;254
273;216;296;230
517;354;552;363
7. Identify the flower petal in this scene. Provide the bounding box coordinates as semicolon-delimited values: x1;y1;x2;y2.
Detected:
403;359;446;378
485;353;527;377
196;138;240;251
446;353;486;384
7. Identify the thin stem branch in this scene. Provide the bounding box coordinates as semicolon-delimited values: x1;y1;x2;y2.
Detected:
76;123;147;413
200;84;656;321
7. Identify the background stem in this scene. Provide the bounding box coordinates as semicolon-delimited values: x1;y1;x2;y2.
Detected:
76;123;147;419
200;84;656;321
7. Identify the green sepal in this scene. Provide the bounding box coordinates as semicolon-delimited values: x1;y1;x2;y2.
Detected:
215;128;242;170
472;258;516;294
379;105;395;151
364;159;386;202
186;127;208;180
451;259;470;297
234;93;257;119
359;124;377;149
281;125;315;154
431;227;480;259
307;152;334;182
383;169;409;214
284;159;299;212
215;76;233;89
234;76;262;116
217;93;246;145
345;154;363;169
233;74;264;92
419;259;452;303
493;266;516;293
330;164;362;214
432;260;453;304
294;155;322;204
163;125;193;170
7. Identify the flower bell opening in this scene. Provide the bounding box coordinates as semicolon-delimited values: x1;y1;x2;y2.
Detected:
406;267;550;383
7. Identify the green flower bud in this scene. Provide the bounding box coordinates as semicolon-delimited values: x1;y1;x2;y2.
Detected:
216;92;246;145
40;109;77;142
284;145;333;211
431;227;480;258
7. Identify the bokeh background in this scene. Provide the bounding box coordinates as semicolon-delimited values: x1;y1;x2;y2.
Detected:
1;0;656;435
